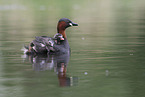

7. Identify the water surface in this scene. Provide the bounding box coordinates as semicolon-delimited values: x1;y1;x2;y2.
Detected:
0;0;145;97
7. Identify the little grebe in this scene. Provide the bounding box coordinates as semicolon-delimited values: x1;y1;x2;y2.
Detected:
24;18;78;55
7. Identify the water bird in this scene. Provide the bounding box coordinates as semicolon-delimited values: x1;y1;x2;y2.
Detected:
23;18;78;55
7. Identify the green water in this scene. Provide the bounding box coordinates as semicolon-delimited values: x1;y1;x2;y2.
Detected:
0;0;145;97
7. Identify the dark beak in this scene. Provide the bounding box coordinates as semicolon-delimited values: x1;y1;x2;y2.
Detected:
60;37;64;40
72;22;78;26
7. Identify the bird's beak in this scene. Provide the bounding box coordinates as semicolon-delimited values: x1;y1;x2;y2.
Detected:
72;22;78;26
60;37;64;40
69;22;78;26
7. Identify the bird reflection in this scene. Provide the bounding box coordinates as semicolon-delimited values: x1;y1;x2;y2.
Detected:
22;54;78;87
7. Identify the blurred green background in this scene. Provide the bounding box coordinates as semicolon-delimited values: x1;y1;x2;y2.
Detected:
0;0;145;97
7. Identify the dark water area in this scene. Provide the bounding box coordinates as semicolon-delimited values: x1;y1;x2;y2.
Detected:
0;0;145;97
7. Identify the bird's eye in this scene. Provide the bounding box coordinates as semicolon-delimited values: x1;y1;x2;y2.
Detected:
69;23;72;26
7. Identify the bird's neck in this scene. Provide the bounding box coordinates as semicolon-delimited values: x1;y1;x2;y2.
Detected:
57;21;67;39
57;30;67;39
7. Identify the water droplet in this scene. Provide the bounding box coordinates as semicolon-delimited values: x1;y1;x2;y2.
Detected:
84;72;88;75
82;37;85;40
